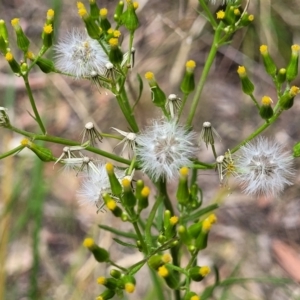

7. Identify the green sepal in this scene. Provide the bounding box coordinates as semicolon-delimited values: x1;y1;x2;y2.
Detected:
122;183;136;207
183;291;199;300
121;274;136;286
35;57;55;73
279;89;295;110
259;104;273;120
15;27;30;52
187;221;202;239
110;269;122;279
163;210;171;230
90;244;110;262
135;179;144;200
161;265;180;289
277;68;286;85
83;15;101;39
151;85;166;108
89;1;100;20
224;5;239;25
194;227;209;250
286;55;299;82
188;267;205;282
7;56;20;74
98;277;119;290
106;166;122;196
96;289;115;300
240;76;254;95
100;18;111;32
114;1;124;23
177;225;192;246
0;19;9;43
293;142;300;157
148;254;165;270
121;3;139;32
180;72;195;94
261;53;277;76
109;47;123;64
189;184;202;209
42;31;53;48
24;142;55;162
0;35;7;54
157;234;166;244
176;174;189;205
239;12;253;27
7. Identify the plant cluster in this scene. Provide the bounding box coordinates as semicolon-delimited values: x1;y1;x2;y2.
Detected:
0;0;299;299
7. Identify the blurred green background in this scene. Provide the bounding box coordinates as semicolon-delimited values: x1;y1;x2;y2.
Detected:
0;0;300;299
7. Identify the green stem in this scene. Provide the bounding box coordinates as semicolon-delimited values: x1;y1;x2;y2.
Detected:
0;145;24;160
177;93;188;121
186;22;223;127
198;0;218;28
23;75;46;134
8;126;132;165
211;143;217;159
230;110;283;154
133;221;147;252
156;178;174;215
249;94;260;110
127;31;134;66
115;86;139;133
145;194;163;249
149;269;165;300
108;260;127;272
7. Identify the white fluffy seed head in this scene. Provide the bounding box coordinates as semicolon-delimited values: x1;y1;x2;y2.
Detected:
77;163;125;206
54;29;109;78
236;137;294;197
136;120;198;181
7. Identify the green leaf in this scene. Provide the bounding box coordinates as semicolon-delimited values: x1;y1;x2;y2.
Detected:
132;73;143;111
113;238;138;248
181;203;219;223
99;224;137;239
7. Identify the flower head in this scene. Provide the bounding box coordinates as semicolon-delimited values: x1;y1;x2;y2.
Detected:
136;120;198;181
54;29;109;78
236;137;294;196
77;163;125;207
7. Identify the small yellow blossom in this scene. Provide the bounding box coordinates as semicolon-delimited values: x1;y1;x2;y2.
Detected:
199;266;211;277
145;71;154;80
248;15;254;21
186;60;196;69
158;265;169;277
261;96;272;105
43;24;53;34
122;178;131;187
11;18;20;27
108;37;119;47
170;216;179;226
216;10;225;19
47;9;55;19
100;8;108;17
202;219;212;232
97;276;106;285
141;186;150;197
259;45;268;55
237;65;246;76
106;199;117;210
113;30;121;38
83;238;94;248
125;283;135;293
162;253;172;263
5;52;13;62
